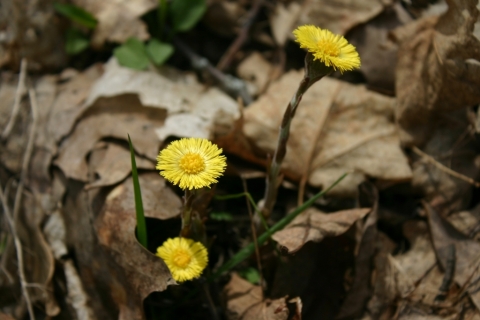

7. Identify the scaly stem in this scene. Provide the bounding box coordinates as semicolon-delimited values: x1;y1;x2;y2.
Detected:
180;189;194;237
260;76;313;220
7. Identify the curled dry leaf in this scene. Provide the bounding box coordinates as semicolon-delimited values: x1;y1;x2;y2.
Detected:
85;142;154;189
425;203;480;311
61;173;180;320
392;0;480;146
55;95;165;181
272;207;370;253
72;0;156;46
224;273;289;320
297;0;393;35
225;71;411;196
337;182;379;319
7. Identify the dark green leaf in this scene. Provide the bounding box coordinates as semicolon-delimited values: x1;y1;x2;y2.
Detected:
65;28;89;55
54;3;97;29
128;135;148;249
114;38;150;70
146;39;174;66
170;0;207;32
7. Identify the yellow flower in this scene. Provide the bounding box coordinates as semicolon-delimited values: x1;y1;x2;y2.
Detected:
157;237;209;282
293;25;361;73
156;138;227;190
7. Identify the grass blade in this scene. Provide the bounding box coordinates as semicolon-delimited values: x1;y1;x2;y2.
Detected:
128;134;148;248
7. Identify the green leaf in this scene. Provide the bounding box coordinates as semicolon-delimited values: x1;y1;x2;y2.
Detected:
114;38;150;70
65;28;89;55
210;173;348;281
53;3;97;29
210;212;233;221
128;135;148;249
146;39;174;66
170;0;207;32
238;267;260;284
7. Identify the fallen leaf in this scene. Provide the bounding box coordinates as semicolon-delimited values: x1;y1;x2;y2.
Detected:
347;3;412;93
337;182;378;319
72;0;156;47
272;207;370;253
391;220;437;297
61;172;180;320
392;0;480;146
55;94;165;181
269;2;302;46
228;71;412;196
297;0;393;35
237;52;273;96
425;203;480;311
224;273;289;320
85;142;154;189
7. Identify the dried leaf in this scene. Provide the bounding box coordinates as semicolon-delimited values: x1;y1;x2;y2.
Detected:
72;0;156;46
337;183;378;319
425;203;480;311
85;142;154;189
269;3;302;46
224;273;289;320
272;207;370;253
392;0;480;146
229;71;411;196
297;0;393;35
55;95;165;181
237;52;273;96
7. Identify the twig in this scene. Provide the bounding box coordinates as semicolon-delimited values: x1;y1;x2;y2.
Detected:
241;177;265;295
171;35;252;105
216;0;263;71
2;58;27;139
0;87;39;320
0;188;35;320
413;146;480;187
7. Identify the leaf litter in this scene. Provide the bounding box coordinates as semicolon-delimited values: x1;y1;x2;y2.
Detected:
1;0;480;319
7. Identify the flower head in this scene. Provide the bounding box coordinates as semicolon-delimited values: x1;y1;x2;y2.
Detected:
156;237;209;282
156;138;227;190
293;25;360;73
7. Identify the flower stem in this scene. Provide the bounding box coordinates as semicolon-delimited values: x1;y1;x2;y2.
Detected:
180;189;195;237
260;76;313;220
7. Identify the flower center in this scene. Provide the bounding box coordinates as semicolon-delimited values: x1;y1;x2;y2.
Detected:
317;39;340;57
173;249;192;268
179;153;205;174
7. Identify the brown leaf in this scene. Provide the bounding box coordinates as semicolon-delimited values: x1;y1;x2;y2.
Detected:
348;3;412;93
231;71;411;196
297;0;393;35
85;142;154;189
237;52;274;96
272;207;370;253
72;0;156;46
224;273;289;320
390;220;437;297
337;183;379;319
95;173;179;298
55;95;165;181
425;203;480;311
392;0;480;146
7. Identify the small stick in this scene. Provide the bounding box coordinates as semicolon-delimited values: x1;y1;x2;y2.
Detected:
0;188;35;320
171;35;252;105
413;146;480;187
2;58;27;139
216;0;263;71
